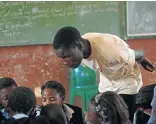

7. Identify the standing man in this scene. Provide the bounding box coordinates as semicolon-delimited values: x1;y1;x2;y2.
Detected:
53;26;155;122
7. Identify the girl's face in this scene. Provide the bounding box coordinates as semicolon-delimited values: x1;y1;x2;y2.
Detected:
88;102;101;124
42;88;63;106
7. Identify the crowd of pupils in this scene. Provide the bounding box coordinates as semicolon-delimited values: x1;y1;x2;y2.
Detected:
0;77;155;124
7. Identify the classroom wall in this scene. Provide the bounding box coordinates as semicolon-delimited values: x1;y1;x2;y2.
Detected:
128;38;156;86
0;45;69;104
0;38;156;105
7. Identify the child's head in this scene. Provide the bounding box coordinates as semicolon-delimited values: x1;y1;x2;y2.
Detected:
0;77;17;108
89;91;130;124
30;115;51;124
7;86;36;117
98;91;129;124
41;80;65;106
41;104;67;124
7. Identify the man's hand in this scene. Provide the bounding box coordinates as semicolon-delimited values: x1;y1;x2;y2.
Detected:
140;58;155;72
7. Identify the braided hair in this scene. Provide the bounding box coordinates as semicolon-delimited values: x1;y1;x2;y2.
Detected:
91;91;130;124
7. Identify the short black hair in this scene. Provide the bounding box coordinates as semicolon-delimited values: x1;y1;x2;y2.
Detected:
7;86;36;114
53;26;82;49
0;77;17;90
41;81;65;100
41;104;67;124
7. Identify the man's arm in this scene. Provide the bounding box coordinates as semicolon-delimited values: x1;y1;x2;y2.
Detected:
134;50;155;72
135;50;144;64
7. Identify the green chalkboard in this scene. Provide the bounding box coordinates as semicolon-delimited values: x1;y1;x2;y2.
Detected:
0;1;125;46
126;1;156;39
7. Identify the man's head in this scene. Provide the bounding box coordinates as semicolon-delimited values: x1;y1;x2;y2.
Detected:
0;77;17;108
53;26;84;68
41;81;65;106
7;86;36;116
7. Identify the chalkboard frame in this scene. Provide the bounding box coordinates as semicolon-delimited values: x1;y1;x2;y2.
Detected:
126;1;156;40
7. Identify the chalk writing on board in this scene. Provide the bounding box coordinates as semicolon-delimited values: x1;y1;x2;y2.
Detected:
0;22;32;30
0;1;46;8
0;1;119;21
0;1;120;27
0;1;122;46
0;1;119;37
32;13;49;20
1;30;20;37
0;22;32;37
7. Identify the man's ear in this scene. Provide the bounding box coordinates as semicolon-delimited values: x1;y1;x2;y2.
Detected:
76;42;83;51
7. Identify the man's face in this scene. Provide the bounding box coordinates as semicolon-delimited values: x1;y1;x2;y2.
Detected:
0;86;16;108
55;46;83;69
42;88;63;106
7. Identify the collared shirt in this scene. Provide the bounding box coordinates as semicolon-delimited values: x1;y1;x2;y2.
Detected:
1;108;9;119
81;33;143;94
63;104;74;121
13;113;28;120
63;104;89;124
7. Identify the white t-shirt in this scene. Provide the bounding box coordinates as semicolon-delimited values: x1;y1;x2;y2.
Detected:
81;33;143;94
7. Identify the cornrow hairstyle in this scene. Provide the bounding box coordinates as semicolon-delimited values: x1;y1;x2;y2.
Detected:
90;91;130;124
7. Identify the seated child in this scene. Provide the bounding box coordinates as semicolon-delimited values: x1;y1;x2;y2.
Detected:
41;80;87;124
